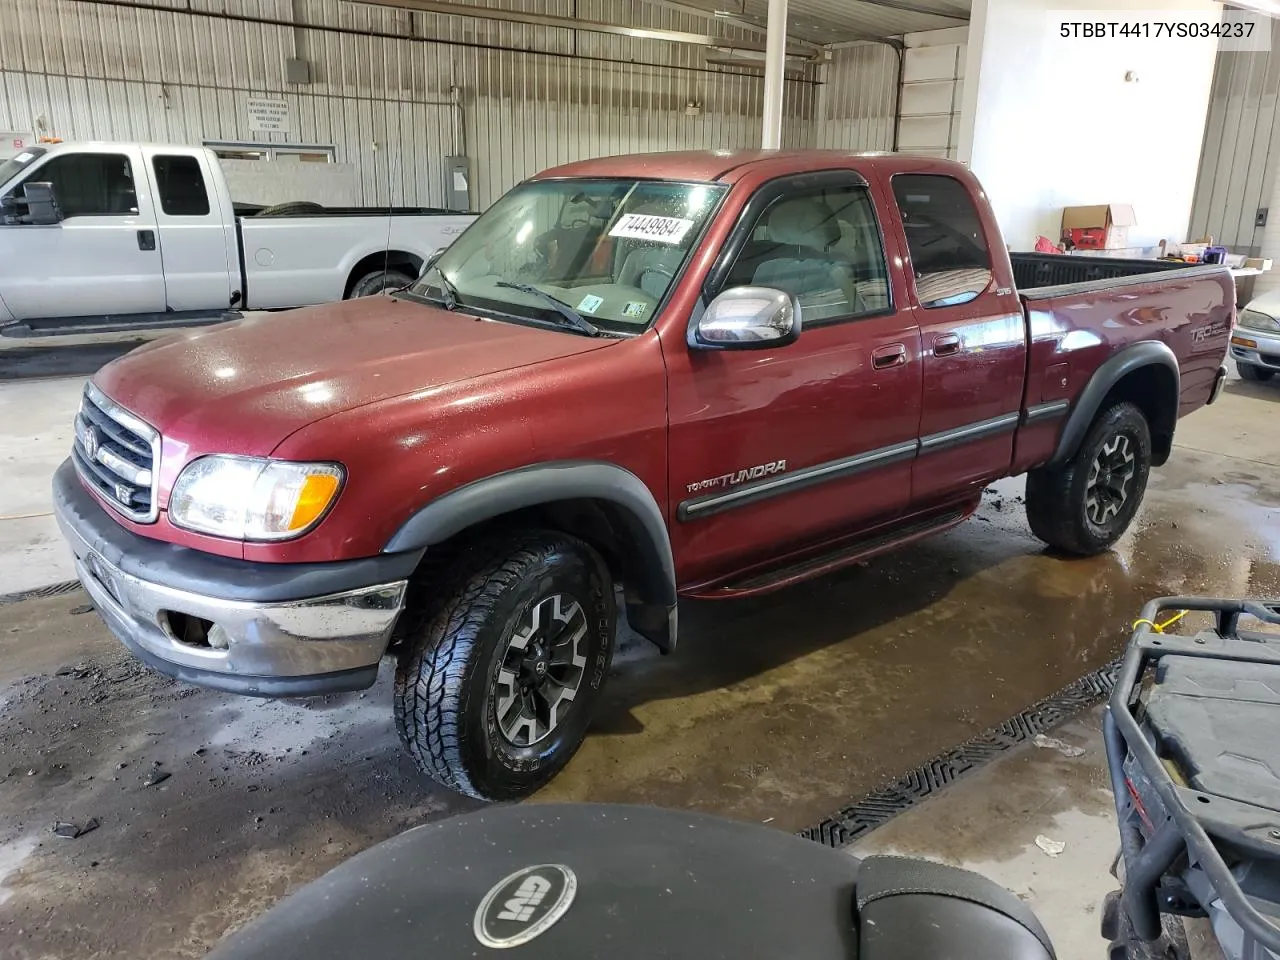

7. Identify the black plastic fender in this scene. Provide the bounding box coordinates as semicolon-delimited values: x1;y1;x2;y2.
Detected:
383;461;678;651
1047;341;1180;468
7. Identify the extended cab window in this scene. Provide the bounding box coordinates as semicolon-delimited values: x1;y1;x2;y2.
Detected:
725;185;891;324
153;155;211;216
0;147;46;189
891;174;993;308
24;153;139;218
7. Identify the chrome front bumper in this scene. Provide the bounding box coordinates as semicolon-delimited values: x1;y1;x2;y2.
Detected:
53;459;412;697
1231;326;1280;371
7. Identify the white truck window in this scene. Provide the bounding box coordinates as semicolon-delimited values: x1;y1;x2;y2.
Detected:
152;155;211;216
28;153;139;218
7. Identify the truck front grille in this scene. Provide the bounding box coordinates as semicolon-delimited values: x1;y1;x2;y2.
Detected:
72;384;160;523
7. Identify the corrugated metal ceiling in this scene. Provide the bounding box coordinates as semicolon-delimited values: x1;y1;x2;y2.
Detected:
671;0;971;44
356;0;970;48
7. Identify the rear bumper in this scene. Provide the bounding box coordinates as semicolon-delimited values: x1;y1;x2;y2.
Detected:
1208;364;1228;405
52;459;417;697
1230;326;1280;371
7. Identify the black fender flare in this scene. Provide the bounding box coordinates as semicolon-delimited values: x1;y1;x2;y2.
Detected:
383;461;678;650
1047;340;1180;467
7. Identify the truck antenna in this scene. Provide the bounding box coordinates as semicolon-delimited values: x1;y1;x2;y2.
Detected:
376;138;394;291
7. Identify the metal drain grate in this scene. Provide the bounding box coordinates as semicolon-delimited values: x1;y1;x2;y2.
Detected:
0;579;84;607
801;659;1120;847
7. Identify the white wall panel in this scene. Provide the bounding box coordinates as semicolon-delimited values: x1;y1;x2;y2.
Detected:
965;0;1218;251
898;29;964;161
0;0;894;210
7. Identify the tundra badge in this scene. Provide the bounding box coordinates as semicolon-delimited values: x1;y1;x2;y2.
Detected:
687;460;787;494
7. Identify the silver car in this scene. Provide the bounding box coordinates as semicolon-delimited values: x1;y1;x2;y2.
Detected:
1233;292;1280;382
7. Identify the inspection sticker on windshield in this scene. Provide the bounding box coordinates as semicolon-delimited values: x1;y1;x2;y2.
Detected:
609;214;694;244
577;294;604;314
623;301;648;318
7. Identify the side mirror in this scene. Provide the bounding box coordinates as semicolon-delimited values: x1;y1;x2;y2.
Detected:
19;182;62;225
691;286;801;350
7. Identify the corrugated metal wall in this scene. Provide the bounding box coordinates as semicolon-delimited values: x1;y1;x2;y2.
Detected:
0;0;895;209
812;43;898;152
1188;16;1280;255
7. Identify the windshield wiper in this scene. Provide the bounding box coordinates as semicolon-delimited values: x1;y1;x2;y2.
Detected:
423;264;461;310
494;281;599;337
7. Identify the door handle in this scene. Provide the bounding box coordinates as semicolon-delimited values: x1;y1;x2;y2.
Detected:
137;229;156;251
933;333;962;357
871;343;908;370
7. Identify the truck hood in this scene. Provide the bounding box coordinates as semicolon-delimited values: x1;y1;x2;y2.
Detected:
94;296;614;456
1244;288;1280;321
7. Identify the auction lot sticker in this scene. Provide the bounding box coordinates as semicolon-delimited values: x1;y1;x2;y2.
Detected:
610;214;695;244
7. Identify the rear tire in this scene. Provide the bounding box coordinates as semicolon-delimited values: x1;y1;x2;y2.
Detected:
1238;362;1275;382
348;268;415;298
393;532;615;801
1025;401;1152;556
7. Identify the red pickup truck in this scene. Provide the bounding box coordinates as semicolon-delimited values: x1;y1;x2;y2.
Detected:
53;151;1232;800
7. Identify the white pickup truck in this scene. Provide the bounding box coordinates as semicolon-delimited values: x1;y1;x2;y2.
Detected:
0;142;476;337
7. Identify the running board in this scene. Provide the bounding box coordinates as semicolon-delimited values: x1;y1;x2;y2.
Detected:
1;310;240;339
684;506;970;600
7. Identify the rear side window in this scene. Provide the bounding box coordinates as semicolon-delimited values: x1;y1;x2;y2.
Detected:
25;153;137;218
891;174;993;308
152;155;211;216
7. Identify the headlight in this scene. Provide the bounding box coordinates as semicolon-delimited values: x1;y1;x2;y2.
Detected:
1238;309;1280;333
169;456;344;541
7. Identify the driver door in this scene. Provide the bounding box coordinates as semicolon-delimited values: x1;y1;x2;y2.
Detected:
661;171;923;588
0;147;165;321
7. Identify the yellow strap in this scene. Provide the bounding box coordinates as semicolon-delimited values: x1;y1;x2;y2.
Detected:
1131;611;1188;634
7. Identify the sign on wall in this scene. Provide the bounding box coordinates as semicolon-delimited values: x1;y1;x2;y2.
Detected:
0;131;34;160
247;98;291;134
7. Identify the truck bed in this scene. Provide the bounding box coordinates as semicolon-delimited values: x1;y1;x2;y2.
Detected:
1010;252;1195;294
1009;253;1234;476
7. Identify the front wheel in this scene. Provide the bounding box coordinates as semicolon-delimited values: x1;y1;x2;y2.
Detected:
1238;362;1275;383
348;268;415;298
1025;401;1153;556
393;532;616;800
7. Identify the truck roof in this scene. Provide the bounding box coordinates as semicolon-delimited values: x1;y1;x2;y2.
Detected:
534;150;968;183
20;141;211;154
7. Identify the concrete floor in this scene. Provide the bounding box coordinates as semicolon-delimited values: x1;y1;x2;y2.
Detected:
851;709;1119;958
0;377;83;595
0;369;1278;958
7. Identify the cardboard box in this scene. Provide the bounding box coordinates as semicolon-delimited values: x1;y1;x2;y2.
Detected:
1061;204;1136;251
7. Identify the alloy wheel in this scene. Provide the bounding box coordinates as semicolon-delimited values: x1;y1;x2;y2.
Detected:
1086;433;1137;526
494;594;589;747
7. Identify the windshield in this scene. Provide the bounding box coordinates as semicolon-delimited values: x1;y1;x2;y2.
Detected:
0;148;47;189
411;178;726;334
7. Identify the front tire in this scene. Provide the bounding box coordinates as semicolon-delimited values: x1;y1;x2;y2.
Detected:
393;532;615;801
1026;401;1153;556
1238;362;1275;382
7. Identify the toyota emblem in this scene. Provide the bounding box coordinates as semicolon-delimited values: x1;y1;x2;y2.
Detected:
83;426;101;462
